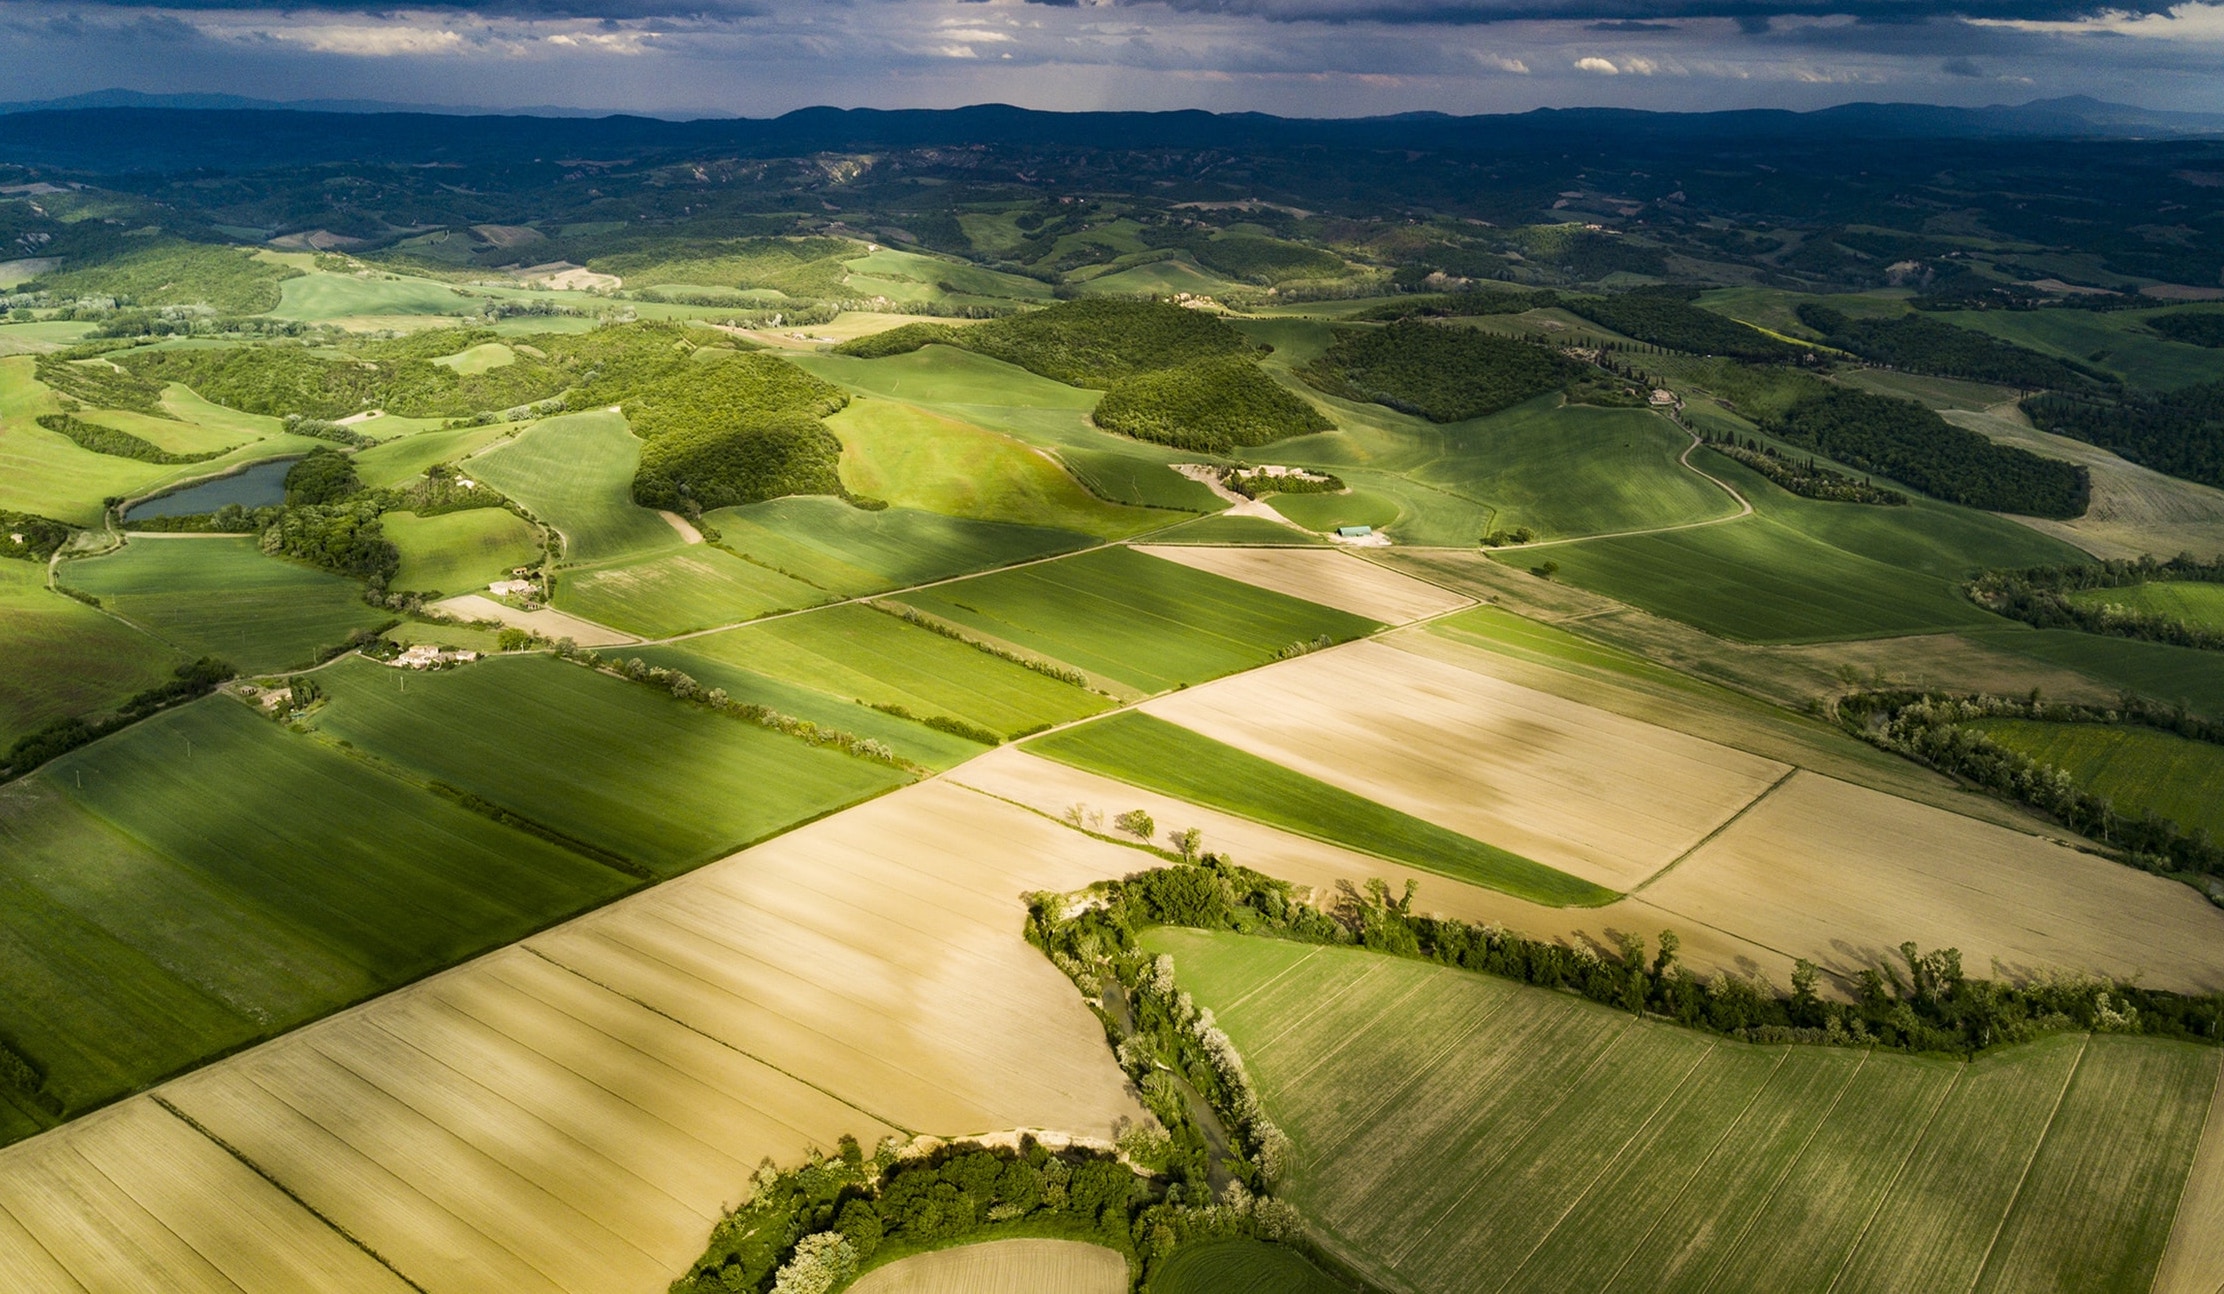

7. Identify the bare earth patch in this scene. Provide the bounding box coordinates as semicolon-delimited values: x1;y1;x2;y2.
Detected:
658;510;705;544
848;1238;1126;1294
1132;544;1472;624
1642;769;2224;995
0;781;1148;1294
1140;638;1791;892
431;593;638;648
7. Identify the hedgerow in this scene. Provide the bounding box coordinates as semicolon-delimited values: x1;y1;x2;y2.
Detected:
835;300;1252;388
34;413;225;465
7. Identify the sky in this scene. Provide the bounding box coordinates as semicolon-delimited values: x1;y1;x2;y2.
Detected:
5;0;2224;118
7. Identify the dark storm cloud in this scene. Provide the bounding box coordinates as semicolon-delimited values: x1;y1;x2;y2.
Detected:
55;0;770;16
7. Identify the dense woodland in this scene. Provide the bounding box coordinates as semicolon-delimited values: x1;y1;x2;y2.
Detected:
1765;387;2089;517
1796;305;2102;391
1560;288;1805;361
2026;380;2224;490
1092;355;1332;453
1298;320;1587;422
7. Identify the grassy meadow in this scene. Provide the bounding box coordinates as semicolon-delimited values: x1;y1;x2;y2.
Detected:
1970;628;2224;717
675;603;1112;739
708;495;1089;597
350;422;517;488
1933;308;2222;392
308;653;908;875
896;545;1380;692
631;644;993;769
2067;580;2224;630
1030;711;1616;906
0;560;180;745
466;410;679;563
0;699;630;1129
1969;718;2224;839
59;536;393;672
1146;928;2220;1294
385;507;542;595
557;545;831;637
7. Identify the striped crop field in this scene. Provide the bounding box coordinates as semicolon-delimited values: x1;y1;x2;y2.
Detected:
1142;928;2222;1294
893;545;1381;693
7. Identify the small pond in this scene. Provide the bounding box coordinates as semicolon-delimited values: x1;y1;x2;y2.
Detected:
125;458;297;521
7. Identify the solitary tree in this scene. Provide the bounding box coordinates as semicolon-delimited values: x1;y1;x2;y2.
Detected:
1170;827;1203;862
1114;809;1155;841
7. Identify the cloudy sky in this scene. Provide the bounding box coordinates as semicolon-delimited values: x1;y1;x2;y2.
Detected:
5;0;2223;118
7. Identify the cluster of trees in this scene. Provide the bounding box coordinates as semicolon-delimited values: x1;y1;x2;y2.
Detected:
86;308;308;341
1054;857;2223;1062
1559;287;1807;361
119;322;736;424
1764;387;2088;518
1092;355;1332;453
0;657;232;782
32;354;168;415
632;412;845;515
674;1132;1236;1294
0;511;71;561
1795;305;2100;391
19;239;299;315
835;300;1254;389
1968;555;2224;650
1218;466;1345;500
2026;380;2224;491
1701;433;1907;505
1297;319;1587;422
622;349;847;440
2149;311;2224;349
259;499;397;581
282;448;360;506
1840;689;2224;879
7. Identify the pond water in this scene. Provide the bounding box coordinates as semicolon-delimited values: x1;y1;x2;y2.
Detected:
126;458;296;520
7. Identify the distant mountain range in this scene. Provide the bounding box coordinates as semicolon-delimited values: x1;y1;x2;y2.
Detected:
3;89;2219;138
0;92;2218;174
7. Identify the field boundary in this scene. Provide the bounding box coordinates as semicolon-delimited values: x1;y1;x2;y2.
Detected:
150;1093;431;1294
1631;765;1800;895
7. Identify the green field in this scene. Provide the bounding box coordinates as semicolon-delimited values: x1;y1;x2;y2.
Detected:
1502;447;2080;644
466;410;680;563
265;270;475;323
1270;488;1404;534
1970;627;2224;717
707;496;1089;596
385;507;542;595
1145;928;2220;1294
1934;308;2224;392
351;422;517;488
1147;514;1329;546
307;653;907;874
895;545;1380;692
557;545;831;637
631;644;992;769
2067;580;2224;630
59;536;392;672
829;397;1169;539
1969;718;2224;838
1497;515;2003;643
0;699;630;1131
795;347;1224;514
1149;1239;1349;1294
0;560;180;745
1030;712;1614;906
673;602;1111;739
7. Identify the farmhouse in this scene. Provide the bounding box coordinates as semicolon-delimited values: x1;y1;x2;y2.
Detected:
489;578;536;597
392;644;479;670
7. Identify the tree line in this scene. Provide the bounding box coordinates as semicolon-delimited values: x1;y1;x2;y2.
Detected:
1968;555;2224;651
1043;856;2221;1061
1839;688;2224;880
1795;304;2103;391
